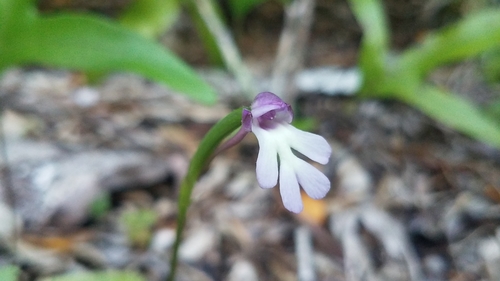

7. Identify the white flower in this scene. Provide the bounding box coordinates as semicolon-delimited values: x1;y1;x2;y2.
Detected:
242;92;332;213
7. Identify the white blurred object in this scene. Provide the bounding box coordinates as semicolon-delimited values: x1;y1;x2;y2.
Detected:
226;258;259;281
0;203;20;244
479;236;500;280
295;226;317;281
150;228;176;253
296;67;362;96
179;226;217;262
336;156;372;198
72;87;100;108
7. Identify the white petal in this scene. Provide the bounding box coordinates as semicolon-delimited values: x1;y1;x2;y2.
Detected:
279;162;303;213
253;126;278;188
285;124;331;165
295;159;331;199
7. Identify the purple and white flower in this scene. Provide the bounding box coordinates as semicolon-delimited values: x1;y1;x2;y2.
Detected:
241;92;332;213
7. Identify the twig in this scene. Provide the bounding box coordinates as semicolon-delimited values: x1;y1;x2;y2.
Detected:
331;211;380;281
271;0;316;103
361;205;424;281
0;110;19;259
194;0;256;98
295;226;317;281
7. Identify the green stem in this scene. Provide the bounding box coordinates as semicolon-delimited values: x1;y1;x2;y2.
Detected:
167;107;243;281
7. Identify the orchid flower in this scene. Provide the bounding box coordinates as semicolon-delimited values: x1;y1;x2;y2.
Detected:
169;93;331;280
226;92;331;213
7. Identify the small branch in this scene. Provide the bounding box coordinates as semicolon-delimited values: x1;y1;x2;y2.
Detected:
0;111;19;259
194;0;256;98
271;0;316;103
295;226;317;281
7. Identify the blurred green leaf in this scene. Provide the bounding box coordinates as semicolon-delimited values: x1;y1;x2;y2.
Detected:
403;86;500;147
89;193;111;220
481;47;500;82
0;0;35;63
120;208;157;248
485;98;500;119
42;270;146;281
348;0;389;91
1;0;217;103
292;117;317;132
8;14;216;104
228;0;266;22
0;0;35;27
350;0;500;148
400;9;500;77
119;0;180;38
0;265;19;281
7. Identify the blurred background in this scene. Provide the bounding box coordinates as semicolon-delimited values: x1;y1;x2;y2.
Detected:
1;0;500;280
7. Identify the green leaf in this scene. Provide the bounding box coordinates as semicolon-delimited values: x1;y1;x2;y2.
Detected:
401;9;500;77
292;117;317;132
481;47;500;83
348;0;389;90
89;192;111;220
119;0;180;38
41;271;146;281
0;0;36;64
485;98;500;119
403;86;500;147
120;208;157;248
0;265;19;281
0;0;36;27
228;0;266;22
8;14;216;104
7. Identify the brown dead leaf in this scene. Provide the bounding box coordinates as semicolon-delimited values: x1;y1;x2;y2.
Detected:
159;125;199;155
23;231;93;254
484;184;500;204
298;191;328;226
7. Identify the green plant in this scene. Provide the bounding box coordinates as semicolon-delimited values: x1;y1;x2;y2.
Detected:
167;92;332;280
118;0;180;39
120;208;157;248
0;265;19;281
88;192;111;220
168;107;243;281
349;0;500;147
0;0;216;104
228;0;267;23
227;0;290;23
